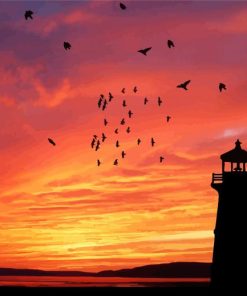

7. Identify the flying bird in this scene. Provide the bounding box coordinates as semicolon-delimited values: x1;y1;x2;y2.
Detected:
121;151;126;159
102;133;107;142
120;118;125;125
116;140;120;148
177;80;191;90
97;159;101;166
126;126;131;133
48;138;56;146
138;47;152;56
104;119;108;126
160;156;164;163
114;128;119;134
219;82;226;92
95;140;100;151
25;10;33;20
64;42;71;50
144;97;148;105
98;97;103;108
122;100;127;107
109;92;114;101
128;110;133;118
113;159;118;166
119;2;126;10
166;116;171;122
121;88;125;94
151;137;155;147
91;138;96;149
137;138;141;145
158;97;162;106
133;86;137;93
167;39;175;48
102;99;107;111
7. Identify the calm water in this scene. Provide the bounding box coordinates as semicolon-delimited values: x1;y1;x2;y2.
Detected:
0;276;210;287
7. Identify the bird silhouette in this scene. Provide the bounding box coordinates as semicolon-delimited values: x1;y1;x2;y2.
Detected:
100;94;104;98
91;138;96;149
104;119;108;126
128;110;133;118
158;97;162;106
126;126;131;133
102;99;107;111
151;137;155;146
138;47;152;56
48;138;56;146
122;100;127;107
177;80;191;90
95;140;100;151
121;151;126;158
109;92;114;101
116;140;120;148
160;156;164;163
137;138;141;145
166;116;171;122
167;40;175;48
97;159;101;166
102;133;107;142
133;86;137;93
114;128;119;134
64;42;71;50
144;97;148;105
25;10;33;20
98;97;103;108
121;88;125;94
93;135;98;139
113;159;118;166
219;82;226;92
120;2;126;10
120;118;125;125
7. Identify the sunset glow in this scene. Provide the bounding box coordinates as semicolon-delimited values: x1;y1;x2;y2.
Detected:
1;0;247;272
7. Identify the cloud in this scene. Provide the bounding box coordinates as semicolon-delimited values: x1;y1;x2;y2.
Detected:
208;8;247;33
47;175;86;188
0;96;16;107
34;78;73;107
216;127;247;139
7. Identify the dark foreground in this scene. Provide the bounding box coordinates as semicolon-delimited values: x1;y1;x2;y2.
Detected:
0;276;210;287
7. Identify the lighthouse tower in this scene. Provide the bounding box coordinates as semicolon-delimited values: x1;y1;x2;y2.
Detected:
211;139;247;287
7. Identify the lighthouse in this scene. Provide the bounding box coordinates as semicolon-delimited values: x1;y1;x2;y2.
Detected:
211;139;247;287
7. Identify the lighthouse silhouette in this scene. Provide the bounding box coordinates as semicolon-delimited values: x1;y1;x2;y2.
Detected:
211;139;247;287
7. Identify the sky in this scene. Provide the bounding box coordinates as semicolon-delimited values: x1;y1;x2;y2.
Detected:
1;0;247;272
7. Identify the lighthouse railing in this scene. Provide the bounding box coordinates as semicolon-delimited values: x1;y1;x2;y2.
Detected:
212;173;223;184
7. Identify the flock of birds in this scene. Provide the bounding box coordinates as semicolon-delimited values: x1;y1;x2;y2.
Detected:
24;2;227;168
91;87;168;167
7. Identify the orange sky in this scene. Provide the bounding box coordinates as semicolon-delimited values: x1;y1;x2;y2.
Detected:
1;0;247;272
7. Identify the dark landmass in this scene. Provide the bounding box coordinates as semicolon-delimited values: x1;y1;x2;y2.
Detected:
97;262;211;278
0;262;211;278
0;268;94;277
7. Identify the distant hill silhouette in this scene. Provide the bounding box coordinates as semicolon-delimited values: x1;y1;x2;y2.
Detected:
0;262;210;278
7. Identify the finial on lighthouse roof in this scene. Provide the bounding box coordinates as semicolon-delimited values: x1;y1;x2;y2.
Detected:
235;139;242;148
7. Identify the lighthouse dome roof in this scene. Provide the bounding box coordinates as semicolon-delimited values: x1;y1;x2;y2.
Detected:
220;139;247;162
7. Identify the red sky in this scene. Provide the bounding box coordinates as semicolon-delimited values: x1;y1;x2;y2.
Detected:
1;0;247;272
